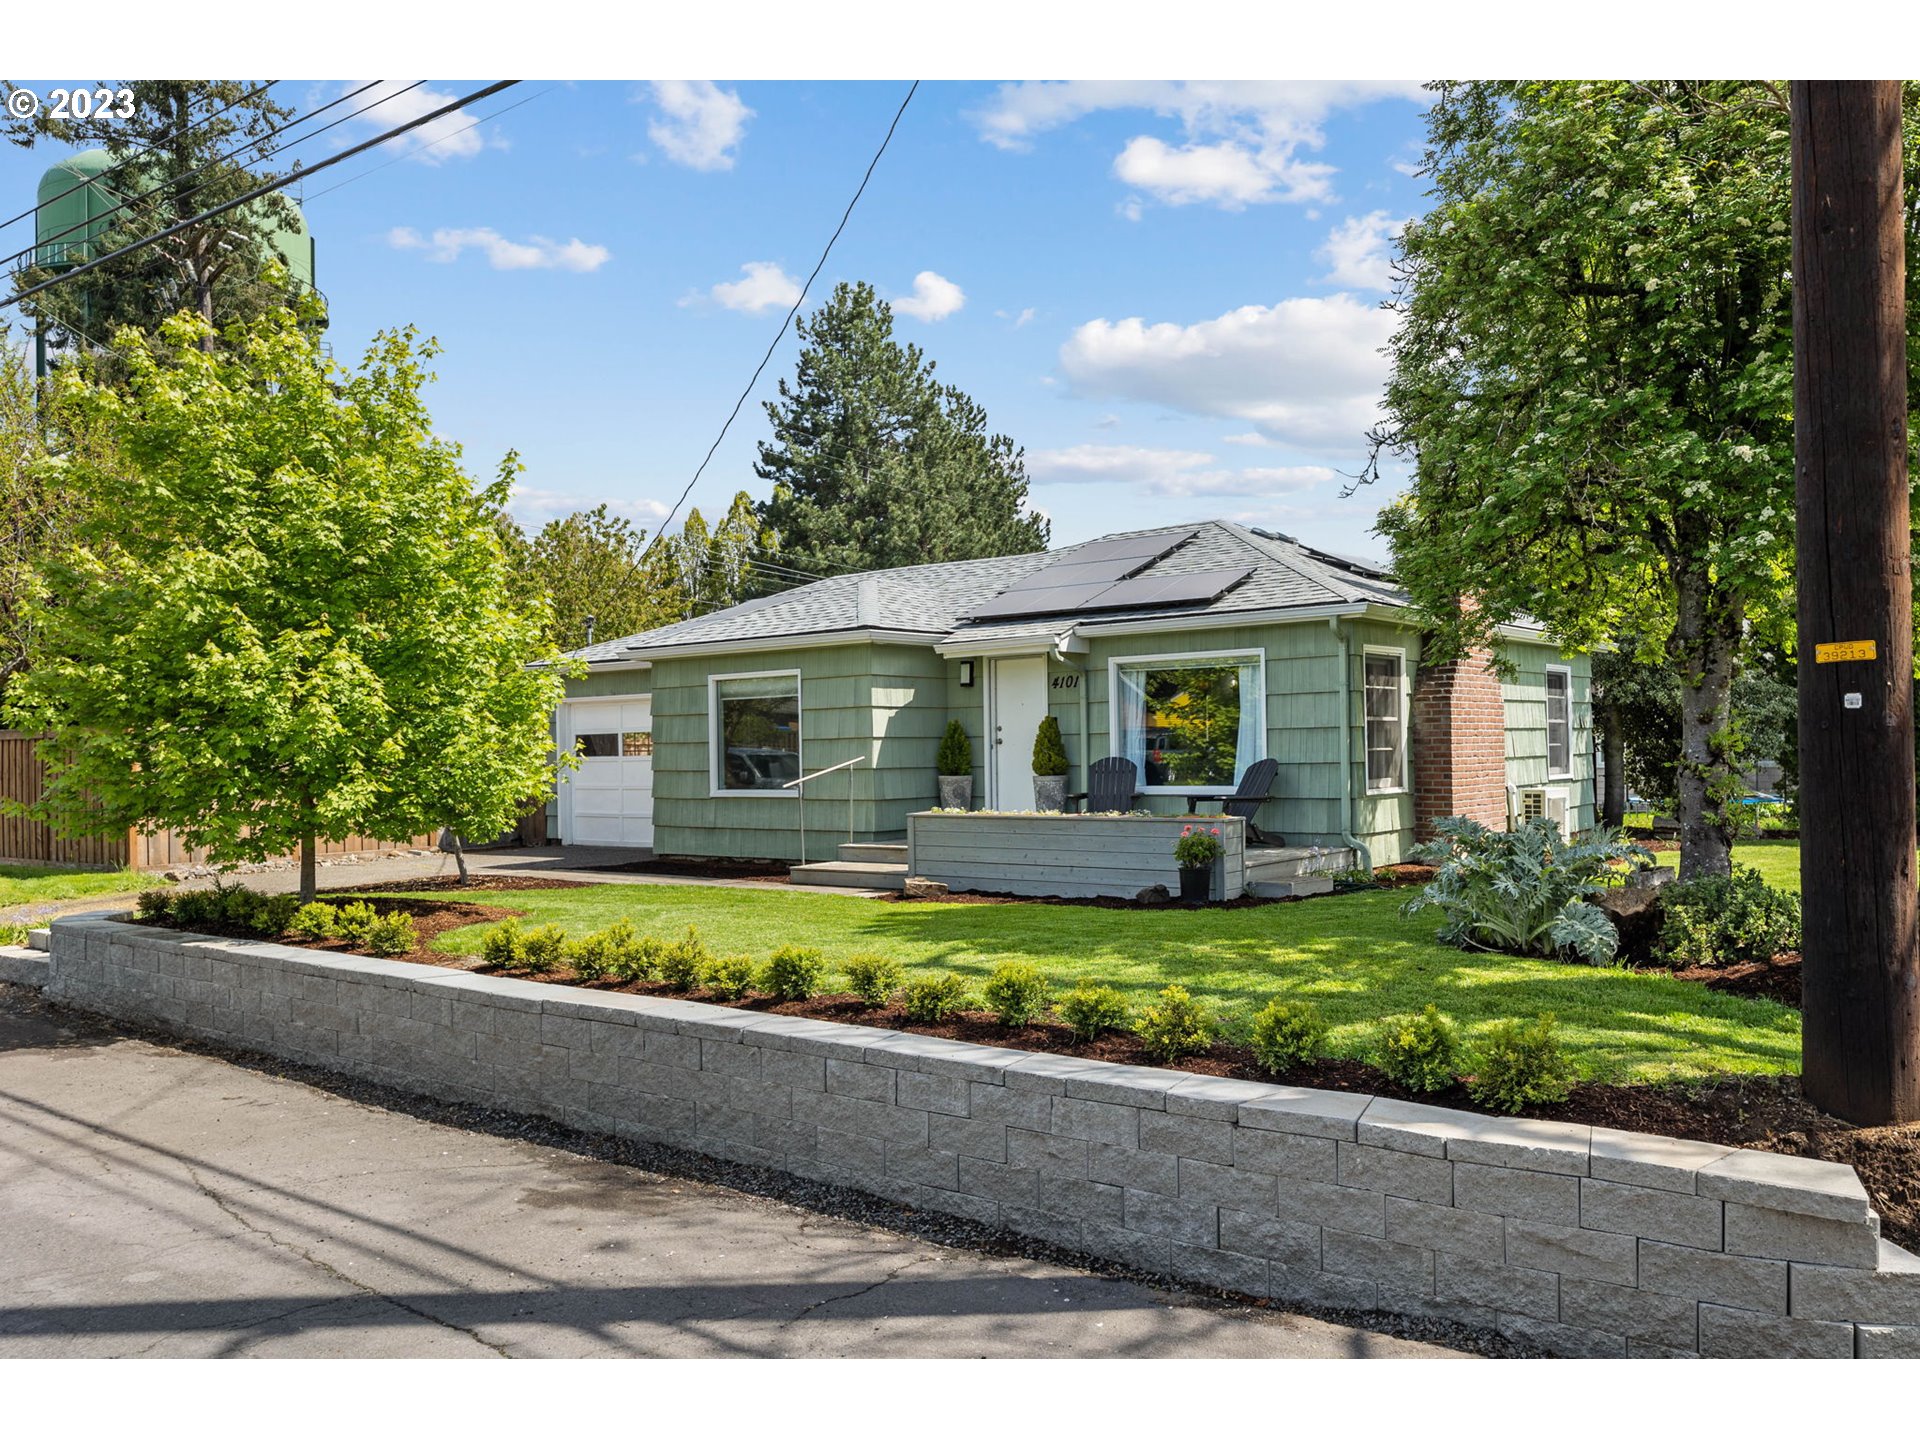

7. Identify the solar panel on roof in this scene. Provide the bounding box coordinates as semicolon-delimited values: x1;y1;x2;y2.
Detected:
1081;565;1255;612
1054;529;1196;566
965;529;1198;619
967;581;1130;620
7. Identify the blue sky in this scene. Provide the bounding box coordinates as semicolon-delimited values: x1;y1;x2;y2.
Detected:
3;79;1435;562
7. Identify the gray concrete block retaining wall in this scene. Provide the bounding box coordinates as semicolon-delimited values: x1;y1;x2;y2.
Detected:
33;916;1920;1359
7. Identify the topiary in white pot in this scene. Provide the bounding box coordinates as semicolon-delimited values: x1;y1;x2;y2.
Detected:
936;719;974;809
1031;715;1069;812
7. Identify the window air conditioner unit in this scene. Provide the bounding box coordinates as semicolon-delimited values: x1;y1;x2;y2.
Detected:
1516;786;1573;841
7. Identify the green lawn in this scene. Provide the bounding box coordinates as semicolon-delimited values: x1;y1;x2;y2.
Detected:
0;863;155;911
384;881;1801;1085
1649;838;1801;892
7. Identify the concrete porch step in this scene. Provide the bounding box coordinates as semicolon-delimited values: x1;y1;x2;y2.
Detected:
1247;876;1336;899
838;843;908;864
789;860;908;891
1244;846;1357;882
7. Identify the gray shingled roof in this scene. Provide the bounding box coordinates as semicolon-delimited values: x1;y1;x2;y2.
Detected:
562;521;1409;665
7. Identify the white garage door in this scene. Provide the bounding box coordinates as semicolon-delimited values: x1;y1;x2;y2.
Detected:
561;698;653;846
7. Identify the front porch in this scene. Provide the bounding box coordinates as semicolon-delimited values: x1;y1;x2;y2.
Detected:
869;810;1358;900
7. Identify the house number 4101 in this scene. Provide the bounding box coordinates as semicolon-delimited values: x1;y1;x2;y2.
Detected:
1049;674;1079;690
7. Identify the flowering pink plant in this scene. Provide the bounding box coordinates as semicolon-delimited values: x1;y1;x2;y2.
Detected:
1173;824;1225;869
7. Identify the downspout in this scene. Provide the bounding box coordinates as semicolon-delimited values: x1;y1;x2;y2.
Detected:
1329;617;1373;873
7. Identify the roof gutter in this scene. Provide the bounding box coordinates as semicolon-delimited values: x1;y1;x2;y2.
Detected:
1073;601;1368;638
1330;615;1373;874
934;630;1087;658
621;627;950;662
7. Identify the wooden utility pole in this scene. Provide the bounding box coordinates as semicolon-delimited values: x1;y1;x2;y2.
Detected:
1792;80;1919;1124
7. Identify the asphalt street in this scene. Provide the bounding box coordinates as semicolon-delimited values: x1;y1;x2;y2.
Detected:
0;988;1466;1358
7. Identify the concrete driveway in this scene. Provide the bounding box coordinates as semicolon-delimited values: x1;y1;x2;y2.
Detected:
0;987;1467;1359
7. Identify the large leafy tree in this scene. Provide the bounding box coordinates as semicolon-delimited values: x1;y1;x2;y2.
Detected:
3;79;308;358
4;306;568;900
1369;81;1809;879
0;325;88;693
499;504;686;652
673;490;774;617
756;281;1049;575
499;489;775;651
1592;642;1795;819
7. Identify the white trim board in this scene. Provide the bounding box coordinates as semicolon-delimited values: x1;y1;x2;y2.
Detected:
708;668;803;799
1362;643;1410;796
1106;647;1267;797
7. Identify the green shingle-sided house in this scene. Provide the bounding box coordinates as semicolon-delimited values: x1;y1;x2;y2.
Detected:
551;521;1591;890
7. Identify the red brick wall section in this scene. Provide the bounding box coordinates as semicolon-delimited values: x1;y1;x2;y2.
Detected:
1410;647;1508;838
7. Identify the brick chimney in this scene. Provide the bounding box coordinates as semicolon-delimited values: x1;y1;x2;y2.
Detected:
1411;646;1509;838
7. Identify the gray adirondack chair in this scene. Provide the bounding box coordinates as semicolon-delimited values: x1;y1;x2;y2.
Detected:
1071;756;1140;814
1192;757;1281;845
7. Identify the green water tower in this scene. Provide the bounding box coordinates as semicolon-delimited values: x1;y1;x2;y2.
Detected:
29;148;320;370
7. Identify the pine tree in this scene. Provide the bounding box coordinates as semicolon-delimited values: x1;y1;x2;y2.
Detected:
755;281;1048;575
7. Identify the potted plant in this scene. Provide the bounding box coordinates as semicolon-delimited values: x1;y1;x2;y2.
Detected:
936;719;974;810
1031;715;1069;812
1173;824;1224;902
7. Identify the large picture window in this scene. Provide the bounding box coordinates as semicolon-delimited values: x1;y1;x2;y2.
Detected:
1546;666;1572;777
1113;653;1263;790
1365;650;1406;793
712;672;801;793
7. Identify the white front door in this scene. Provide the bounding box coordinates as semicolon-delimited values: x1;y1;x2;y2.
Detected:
560;698;654;846
990;655;1050;810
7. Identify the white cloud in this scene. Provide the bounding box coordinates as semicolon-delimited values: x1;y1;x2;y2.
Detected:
645;80;752;171
698;260;802;314
1169;465;1338;498
1058;294;1396;450
1318;211;1410;291
892;271;966;322
346;81;490;164
1029;444;1215;488
388;226;611;273
1113;136;1335;209
508;485;669;527
1026;444;1338;498
973;81;1425;213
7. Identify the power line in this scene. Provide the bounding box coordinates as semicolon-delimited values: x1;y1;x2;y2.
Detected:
2;81;518;314
302;85;554;202
3;80;410;274
640;80;918;557
0;81;282;238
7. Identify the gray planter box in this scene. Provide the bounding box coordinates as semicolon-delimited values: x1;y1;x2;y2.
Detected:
1032;775;1067;812
908;811;1245;899
937;775;973;810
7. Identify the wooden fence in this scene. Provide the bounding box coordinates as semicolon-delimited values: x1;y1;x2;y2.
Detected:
0;731;434;871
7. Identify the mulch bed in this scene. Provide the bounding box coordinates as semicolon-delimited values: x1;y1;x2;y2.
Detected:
137;896;521;966
1370;864;1437;888
324;875;594;896
1652;952;1802;1008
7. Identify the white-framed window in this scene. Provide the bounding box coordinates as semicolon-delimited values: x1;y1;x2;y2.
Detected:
1107;649;1265;793
1363;646;1408;794
709;670;802;796
1545;665;1573;778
